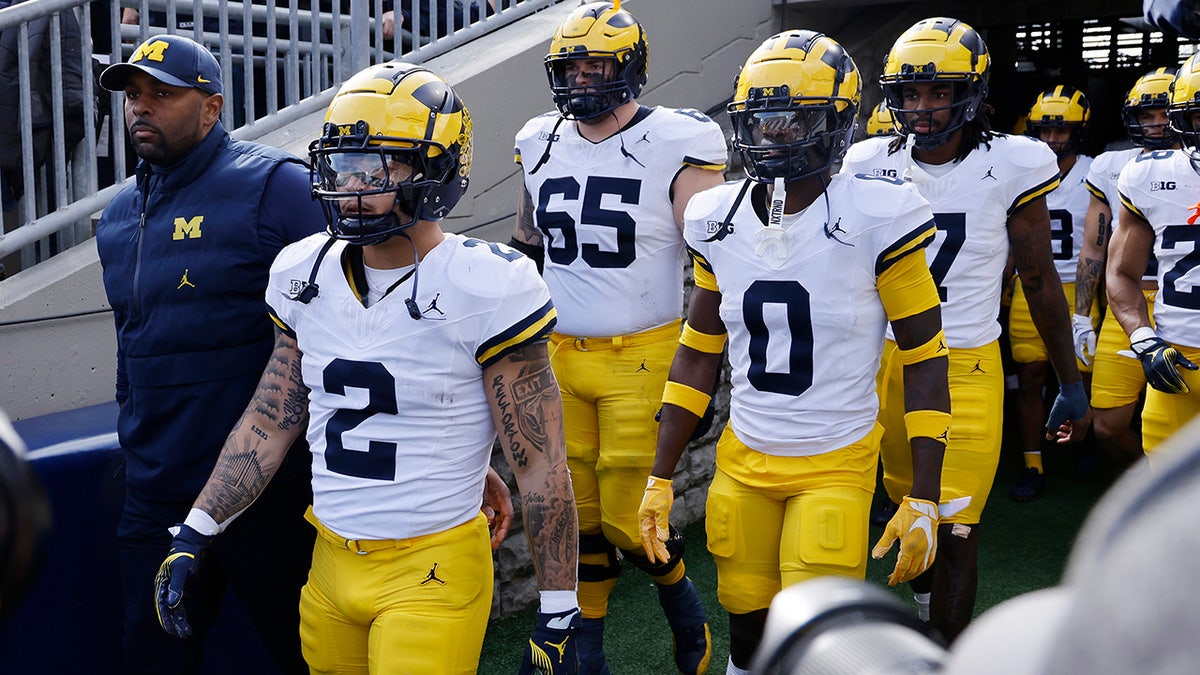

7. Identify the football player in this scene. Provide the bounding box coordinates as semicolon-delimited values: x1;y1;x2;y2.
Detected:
840;17;1091;642
507;3;727;673
1008;86;1095;501
151;63;581;675
1108;55;1200;453
1074;68;1179;470
638;31;948;675
866;100;899;137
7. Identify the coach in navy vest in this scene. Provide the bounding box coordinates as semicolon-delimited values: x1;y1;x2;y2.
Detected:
96;34;322;675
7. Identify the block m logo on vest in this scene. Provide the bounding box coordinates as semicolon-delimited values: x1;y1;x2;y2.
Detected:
173;216;204;240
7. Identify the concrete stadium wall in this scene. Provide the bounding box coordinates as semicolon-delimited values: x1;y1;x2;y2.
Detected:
0;0;775;422
0;0;776;621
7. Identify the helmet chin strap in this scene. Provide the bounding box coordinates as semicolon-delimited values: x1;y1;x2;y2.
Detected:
397;230;425;321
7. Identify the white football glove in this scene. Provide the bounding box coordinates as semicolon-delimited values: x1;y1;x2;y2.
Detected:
1072;313;1097;366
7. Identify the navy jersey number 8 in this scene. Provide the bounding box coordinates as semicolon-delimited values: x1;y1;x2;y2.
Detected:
744;279;814;396
536;176;640;268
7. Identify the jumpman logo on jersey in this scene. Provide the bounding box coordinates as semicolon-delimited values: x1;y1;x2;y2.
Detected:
637;359;649;373
981;167;997;181
637;131;651;144
177;269;196;289
424;293;444;316
824;218;853;246
1188;201;1200;225
970;360;985;374
421;563;446;586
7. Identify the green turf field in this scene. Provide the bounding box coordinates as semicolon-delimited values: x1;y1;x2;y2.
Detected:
479;437;1118;672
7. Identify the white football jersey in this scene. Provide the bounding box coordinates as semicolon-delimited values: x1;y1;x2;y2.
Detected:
515;106;727;337
1046;155;1093;283
267;233;556;540
842;134;1060;348
685;173;935;456
1117;149;1200;348
1087;147;1157;282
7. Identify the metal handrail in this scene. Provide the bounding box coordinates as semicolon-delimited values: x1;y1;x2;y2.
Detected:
0;0;561;265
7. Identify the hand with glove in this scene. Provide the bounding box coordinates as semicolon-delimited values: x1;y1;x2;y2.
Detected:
1129;327;1198;394
519;607;580;675
871;496;938;586
1044;380;1091;443
154;523;213;638
1072;313;1097;366
638;476;674;564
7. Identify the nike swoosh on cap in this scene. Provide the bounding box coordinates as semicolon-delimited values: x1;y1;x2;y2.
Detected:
198;75;211;83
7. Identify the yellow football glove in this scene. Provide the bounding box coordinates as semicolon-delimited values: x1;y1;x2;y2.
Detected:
871;496;938;586
638;476;674;564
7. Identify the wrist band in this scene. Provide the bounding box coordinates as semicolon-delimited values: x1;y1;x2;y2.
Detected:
897;329;948;365
662;381;712;418
904;410;951;444
680;322;727;354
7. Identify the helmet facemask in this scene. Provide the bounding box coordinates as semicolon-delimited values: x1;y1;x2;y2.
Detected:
544;2;648;122
546;53;640;121
883;77;986;150
310;121;458;246
1125;105;1178;150
1124;69;1179;150
731;87;855;182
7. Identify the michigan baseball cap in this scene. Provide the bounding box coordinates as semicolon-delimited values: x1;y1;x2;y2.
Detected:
100;34;223;95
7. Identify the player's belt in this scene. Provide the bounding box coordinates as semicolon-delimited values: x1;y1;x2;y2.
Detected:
551;318;681;352
305;506;409;555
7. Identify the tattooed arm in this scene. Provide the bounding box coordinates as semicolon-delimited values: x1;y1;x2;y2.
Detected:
1075;193;1112;315
1009;197;1093;441
485;340;577;592
1009;197;1084;385
193;327;310;526
512;183;542;248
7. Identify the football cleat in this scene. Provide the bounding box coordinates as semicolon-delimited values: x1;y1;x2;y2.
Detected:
1009;466;1046;502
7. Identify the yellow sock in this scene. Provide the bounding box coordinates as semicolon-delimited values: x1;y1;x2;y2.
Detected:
1023;451;1043;473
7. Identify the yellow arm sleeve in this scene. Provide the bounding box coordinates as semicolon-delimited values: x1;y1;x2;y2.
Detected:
878;246;941;322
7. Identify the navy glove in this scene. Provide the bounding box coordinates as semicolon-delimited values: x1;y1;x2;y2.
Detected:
519;607;580;675
1045;380;1089;434
1132;335;1198;394
154;523;213;638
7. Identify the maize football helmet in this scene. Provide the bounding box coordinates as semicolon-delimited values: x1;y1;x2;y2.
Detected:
1169;53;1200;159
866;101;898;137
1026;85;1090;157
545;2;648;121
880;17;990;150
309;62;472;246
728;30;860;183
1123;68;1178;150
